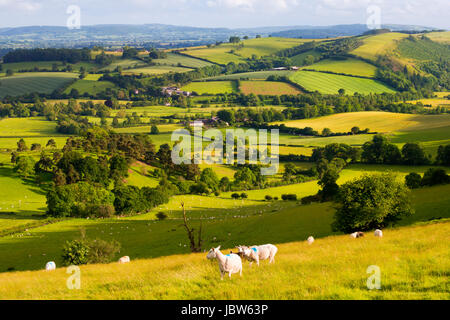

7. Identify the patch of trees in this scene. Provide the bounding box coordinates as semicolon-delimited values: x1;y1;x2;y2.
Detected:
361;135;431;165
3;48;91;64
405;168;450;189
436;144;450;166
332;173;413;232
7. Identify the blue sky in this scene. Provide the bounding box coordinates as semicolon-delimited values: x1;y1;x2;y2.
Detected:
0;0;448;29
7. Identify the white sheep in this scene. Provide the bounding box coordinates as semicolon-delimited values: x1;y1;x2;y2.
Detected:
374;229;383;237
207;246;242;280
350;231;364;238
307;236;314;245
45;261;56;271
118;256;130;264
236;244;278;266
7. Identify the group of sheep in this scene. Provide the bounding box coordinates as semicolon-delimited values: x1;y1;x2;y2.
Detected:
206;244;278;280
43;229;383;274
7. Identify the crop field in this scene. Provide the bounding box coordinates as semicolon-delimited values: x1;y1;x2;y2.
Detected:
122;65;193;75
184;37;309;65
181;81;238;94
0;72;78;98
152;52;214;68
276;112;450;133
351;32;409;62
302;58;378;78
239;81;302;95
202;70;295;81
289;71;396;94
0;61;61;72
64;79;117;95
425;31;450;44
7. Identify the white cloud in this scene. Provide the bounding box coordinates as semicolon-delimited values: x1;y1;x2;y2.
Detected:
0;0;41;11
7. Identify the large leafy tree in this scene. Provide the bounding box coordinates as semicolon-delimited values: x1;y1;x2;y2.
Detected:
332;173;413;233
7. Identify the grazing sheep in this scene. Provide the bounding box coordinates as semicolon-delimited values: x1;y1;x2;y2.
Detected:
45;261;56;271
236;244;278;266
118;256;130;264
374;229;383;237
307;236;314;245
350;231;364;238
209;246;242;280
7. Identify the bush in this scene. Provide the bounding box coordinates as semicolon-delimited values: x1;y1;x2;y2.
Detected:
214;191;220;196
240;192;248;199
274;197;279;200
405;172;422;189
281;194;297;201
301;194;321;205
87;239;121;264
156;212;168;220
332;173;413;233
265;195;272;201
62;239;90;266
231;193;240;199
85;204;115;218
421;168;450;186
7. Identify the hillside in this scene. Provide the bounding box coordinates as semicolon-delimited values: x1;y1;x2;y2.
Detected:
0;220;448;299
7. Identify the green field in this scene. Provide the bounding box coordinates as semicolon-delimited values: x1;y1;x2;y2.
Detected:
184;37;310;65
302;58;378;78
351;32;409;62
64;79;117;95
181;81;238;94
152;52;214;68
290;50;323;66
289;71;396;94
0;73;78;98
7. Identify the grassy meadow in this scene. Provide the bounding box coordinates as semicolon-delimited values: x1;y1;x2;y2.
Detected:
302;58;378;78
289;71;396;94
0;220;448;299
184;37;309;64
181;81;238;94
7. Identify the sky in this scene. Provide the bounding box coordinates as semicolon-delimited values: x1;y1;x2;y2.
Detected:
0;0;448;29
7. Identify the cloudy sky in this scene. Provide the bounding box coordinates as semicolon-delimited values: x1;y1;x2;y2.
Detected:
0;0;448;29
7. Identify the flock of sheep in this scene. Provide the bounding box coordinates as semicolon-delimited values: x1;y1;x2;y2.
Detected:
205;229;383;280
44;229;383;275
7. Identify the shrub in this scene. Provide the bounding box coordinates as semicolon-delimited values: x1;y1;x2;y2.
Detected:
265;195;272;201
421;168;450;186
156;212;168;220
87;239;121;264
405;172;422;189
240;192;248;199
62;239;90;266
85;204;116;218
274;197;279;200
214;191;220;196
301;194;321;205
281;194;297;201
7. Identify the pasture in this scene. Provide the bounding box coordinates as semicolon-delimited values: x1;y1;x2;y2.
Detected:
302;58;378;78
184;37;309;65
289;71;396;94
239;81;302;95
181;81;238;94
64;79;117;95
351;32;409;62
276;112;450;133
0;73;78;98
152;53;214;68
0;220;448;299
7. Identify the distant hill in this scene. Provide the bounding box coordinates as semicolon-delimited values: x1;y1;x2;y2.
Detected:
0;23;440;51
270;24;438;39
